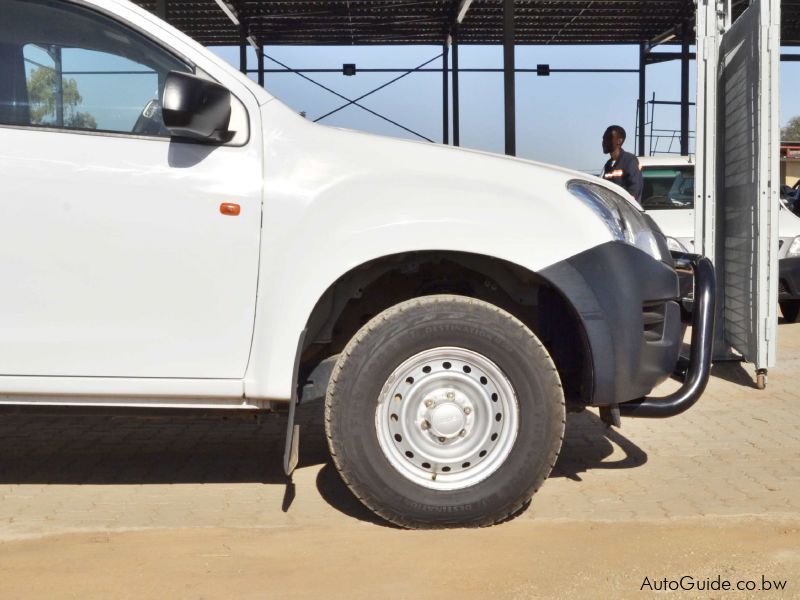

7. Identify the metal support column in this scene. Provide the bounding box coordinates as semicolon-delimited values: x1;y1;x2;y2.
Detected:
155;0;168;92
503;0;515;156
638;42;647;157
452;32;460;147
442;41;449;145
680;20;691;155
257;44;265;87
54;47;63;127
239;24;247;75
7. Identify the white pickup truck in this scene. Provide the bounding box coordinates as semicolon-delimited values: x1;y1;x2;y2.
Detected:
0;0;715;528
640;155;800;323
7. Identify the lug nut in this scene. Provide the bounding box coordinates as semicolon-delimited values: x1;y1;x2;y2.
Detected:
459;429;466;437
446;391;455;400
438;437;446;443
421;420;430;430
425;399;434;408
463;407;471;415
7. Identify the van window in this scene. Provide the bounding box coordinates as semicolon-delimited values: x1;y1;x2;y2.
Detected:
640;167;695;210
0;0;191;136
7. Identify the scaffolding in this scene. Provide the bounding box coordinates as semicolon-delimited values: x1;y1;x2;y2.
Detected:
635;93;697;156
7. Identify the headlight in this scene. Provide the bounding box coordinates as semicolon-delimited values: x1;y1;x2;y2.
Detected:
567;180;664;260
788;236;800;257
666;236;688;253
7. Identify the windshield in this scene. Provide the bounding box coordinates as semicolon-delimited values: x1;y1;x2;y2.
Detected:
640;166;694;210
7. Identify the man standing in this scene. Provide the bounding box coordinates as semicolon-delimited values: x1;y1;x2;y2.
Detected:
601;125;643;202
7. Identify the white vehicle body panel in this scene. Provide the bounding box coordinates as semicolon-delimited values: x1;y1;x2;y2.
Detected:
0;0;266;381
0;0;629;406
246;103;614;399
0;129;263;379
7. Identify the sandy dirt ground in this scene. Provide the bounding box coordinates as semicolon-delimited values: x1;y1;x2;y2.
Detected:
2;321;800;598
1;519;798;599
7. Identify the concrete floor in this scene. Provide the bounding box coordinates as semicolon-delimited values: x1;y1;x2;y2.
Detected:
1;320;800;598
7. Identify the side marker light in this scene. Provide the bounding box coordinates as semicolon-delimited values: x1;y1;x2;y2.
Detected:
220;202;240;216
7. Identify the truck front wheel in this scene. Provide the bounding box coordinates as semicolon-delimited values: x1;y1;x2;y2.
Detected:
324;295;565;528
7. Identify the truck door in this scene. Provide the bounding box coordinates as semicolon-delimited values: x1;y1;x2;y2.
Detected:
695;0;780;373
0;0;262;379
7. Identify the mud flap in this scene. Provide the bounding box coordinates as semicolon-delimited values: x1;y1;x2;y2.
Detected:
283;329;306;476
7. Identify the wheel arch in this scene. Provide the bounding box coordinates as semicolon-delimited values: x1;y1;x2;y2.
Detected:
295;250;593;407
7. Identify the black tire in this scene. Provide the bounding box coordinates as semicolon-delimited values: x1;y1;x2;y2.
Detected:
780;300;800;323
325;295;565;529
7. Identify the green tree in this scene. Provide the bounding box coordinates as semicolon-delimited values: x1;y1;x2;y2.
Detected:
27;67;97;129
781;116;800;141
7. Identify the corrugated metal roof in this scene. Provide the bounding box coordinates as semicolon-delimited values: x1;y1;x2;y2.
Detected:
132;0;800;46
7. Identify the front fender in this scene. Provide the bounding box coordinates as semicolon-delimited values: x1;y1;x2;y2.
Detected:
244;103;613;400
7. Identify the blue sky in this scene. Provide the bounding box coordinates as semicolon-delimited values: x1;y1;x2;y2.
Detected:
211;44;800;173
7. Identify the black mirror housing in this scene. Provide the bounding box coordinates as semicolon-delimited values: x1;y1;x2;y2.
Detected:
162;71;233;143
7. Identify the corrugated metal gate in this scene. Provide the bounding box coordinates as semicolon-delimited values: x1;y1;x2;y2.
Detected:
696;0;781;378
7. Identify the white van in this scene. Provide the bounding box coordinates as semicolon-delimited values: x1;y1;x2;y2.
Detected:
639;155;800;322
0;0;716;528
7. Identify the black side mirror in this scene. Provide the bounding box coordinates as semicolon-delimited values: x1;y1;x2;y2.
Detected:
162;71;233;143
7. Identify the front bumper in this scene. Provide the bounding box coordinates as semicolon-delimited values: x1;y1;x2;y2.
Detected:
620;253;715;417
541;242;715;413
779;257;800;300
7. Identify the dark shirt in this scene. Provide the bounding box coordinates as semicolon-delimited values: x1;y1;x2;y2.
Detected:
602;149;643;202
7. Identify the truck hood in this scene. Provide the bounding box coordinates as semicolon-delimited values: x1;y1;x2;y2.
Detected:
262;99;635;213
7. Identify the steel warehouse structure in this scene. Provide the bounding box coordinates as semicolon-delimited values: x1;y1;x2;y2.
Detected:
130;0;800;155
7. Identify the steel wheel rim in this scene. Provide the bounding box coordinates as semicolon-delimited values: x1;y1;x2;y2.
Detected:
375;346;520;491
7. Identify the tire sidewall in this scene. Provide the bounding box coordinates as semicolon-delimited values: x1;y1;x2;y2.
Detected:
327;296;565;527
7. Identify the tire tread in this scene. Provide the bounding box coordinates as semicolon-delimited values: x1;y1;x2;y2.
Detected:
324;294;565;528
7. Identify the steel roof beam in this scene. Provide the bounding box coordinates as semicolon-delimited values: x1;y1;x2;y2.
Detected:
137;0;800;46
213;0;240;25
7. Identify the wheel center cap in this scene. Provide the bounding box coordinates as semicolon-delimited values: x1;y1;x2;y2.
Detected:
429;403;466;438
